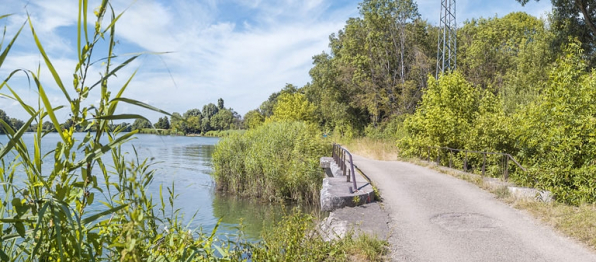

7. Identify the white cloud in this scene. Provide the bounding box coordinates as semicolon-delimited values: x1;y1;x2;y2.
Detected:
1;0;553;122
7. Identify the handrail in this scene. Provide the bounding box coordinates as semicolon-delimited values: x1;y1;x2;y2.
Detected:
332;143;358;193
420;146;526;180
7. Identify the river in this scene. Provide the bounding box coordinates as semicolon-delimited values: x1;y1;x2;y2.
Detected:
0;132;291;240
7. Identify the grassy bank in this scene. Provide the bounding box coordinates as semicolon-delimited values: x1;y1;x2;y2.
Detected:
338;137;398;161
139;128;186;136
245;210;388;261
213;121;330;204
203;129;246;137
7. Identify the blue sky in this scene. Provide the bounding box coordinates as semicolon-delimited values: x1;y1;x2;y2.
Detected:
1;0;552;123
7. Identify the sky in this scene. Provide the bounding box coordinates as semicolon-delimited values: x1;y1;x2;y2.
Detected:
1;0;552;123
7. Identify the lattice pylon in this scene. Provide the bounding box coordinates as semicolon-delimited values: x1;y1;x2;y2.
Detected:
436;0;457;78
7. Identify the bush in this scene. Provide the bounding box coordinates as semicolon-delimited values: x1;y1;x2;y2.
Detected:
514;43;596;205
399;71;480;156
213;121;331;204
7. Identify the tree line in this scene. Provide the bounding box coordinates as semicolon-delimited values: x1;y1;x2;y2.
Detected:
234;0;596;205
1;98;242;135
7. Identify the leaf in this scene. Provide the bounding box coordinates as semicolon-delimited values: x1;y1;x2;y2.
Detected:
82;204;127;224
0;113;38;160
111;97;172;116
95;114;149;121
28;17;71;102
0;21;24;70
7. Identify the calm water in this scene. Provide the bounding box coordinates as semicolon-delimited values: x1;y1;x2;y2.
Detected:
0;133;289;239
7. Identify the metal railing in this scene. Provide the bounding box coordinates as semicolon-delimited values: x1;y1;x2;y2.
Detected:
419;146;526;180
332;143;358;193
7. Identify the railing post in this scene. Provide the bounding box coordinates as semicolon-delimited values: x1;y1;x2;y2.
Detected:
436;148;440;166
427;147;430;162
449;150;452;168
349;153;357;192
482;153;486;177
504;155;509;181
464;151;468;172
346;167;351;182
341;151;345;174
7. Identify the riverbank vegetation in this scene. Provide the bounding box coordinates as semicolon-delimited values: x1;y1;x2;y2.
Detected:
213;121;329;204
232;0;596;207
0;1;387;260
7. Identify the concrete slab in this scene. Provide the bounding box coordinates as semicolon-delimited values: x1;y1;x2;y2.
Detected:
320;158;375;212
319;202;390;241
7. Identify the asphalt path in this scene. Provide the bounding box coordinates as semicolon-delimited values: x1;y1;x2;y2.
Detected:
352;154;596;262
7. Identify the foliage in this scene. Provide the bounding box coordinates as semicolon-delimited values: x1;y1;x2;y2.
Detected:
514;42;596;204
399;72;480;155
132;118;152;130
300;0;436;135
270;92;317;123
243;109;264;129
154;116;170;129
0;109;25;134
457;12;554;112
517;0;596;65
212;121;330;204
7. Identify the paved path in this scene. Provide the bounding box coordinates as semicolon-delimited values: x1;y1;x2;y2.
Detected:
351;154;596;262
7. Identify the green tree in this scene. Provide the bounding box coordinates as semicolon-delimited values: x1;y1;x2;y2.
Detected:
0;109;10;134
457;12;554;108
515;42;596;204
132;118;152;130
270;92;317;123
217;98;224;110
170;112;183;132
210;109;235;131
259;84;298;118
182;109;201;133
399;72;480;154
154;116;170;129
9;117;25;131
243;109;265;129
517;0;596;64
186;115;201;134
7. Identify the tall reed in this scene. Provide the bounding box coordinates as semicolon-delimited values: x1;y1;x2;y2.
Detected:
213;121;331;205
0;2;233;260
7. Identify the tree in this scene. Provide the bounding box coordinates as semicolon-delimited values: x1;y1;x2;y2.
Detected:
243;110;265;129
170;112;183;132
400;72;480;153
457;12;555;112
270;92;317;123
0;109;10;134
517;0;596;64
132;118;152;130
210;109;235;131
42;121;54;132
217;98;224;110
259;84;298;118
9;118;24;131
515;42;596;204
186;115;201;134
154;116;170;129
202;103;219;120
183;108;201;119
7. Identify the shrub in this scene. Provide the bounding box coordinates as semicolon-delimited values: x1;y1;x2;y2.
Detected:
514;42;596;205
